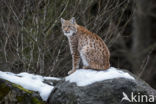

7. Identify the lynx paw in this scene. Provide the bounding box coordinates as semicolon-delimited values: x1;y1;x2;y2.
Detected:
68;69;76;75
83;66;90;69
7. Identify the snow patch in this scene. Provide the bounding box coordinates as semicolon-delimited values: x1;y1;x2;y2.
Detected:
0;71;60;101
66;67;135;86
0;67;135;100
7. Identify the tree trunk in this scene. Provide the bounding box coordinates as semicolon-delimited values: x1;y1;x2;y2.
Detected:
132;0;156;88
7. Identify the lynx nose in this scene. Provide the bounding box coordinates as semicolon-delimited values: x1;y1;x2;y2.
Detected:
64;29;70;33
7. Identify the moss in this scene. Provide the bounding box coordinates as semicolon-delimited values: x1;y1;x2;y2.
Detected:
12;84;32;94
16;96;24;102
0;80;45;104
0;83;10;100
31;97;45;104
16;95;45;104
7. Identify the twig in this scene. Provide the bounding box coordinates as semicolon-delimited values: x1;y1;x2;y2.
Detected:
138;50;152;78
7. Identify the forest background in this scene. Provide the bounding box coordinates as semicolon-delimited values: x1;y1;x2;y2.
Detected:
0;0;156;89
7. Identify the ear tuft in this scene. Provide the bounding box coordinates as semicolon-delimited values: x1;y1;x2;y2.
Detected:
70;17;76;24
61;18;65;24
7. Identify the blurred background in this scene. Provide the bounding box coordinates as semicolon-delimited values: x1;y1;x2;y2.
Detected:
0;0;156;89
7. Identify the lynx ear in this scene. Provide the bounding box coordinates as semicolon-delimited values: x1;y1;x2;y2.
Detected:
70;17;76;24
61;18;65;24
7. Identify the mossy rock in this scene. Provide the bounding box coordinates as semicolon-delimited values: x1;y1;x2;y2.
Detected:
0;82;10;100
0;78;45;104
12;83;33;94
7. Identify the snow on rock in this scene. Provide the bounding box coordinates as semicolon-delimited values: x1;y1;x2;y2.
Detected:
66;67;135;86
0;67;135;100
0;71;60;101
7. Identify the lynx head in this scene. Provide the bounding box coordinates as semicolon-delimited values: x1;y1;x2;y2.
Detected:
61;17;77;37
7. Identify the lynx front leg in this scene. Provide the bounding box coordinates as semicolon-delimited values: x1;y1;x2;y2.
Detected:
68;52;80;75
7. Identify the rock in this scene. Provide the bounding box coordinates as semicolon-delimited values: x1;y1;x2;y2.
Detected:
1;68;156;104
47;69;156;104
0;78;45;104
43;79;61;86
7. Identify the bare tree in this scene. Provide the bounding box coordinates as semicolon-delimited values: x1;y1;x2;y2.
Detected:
132;0;156;88
1;0;156;89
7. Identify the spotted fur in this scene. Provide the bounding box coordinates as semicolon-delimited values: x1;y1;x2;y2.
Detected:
61;17;110;75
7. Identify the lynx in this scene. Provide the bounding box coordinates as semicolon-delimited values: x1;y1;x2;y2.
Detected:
61;17;110;75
